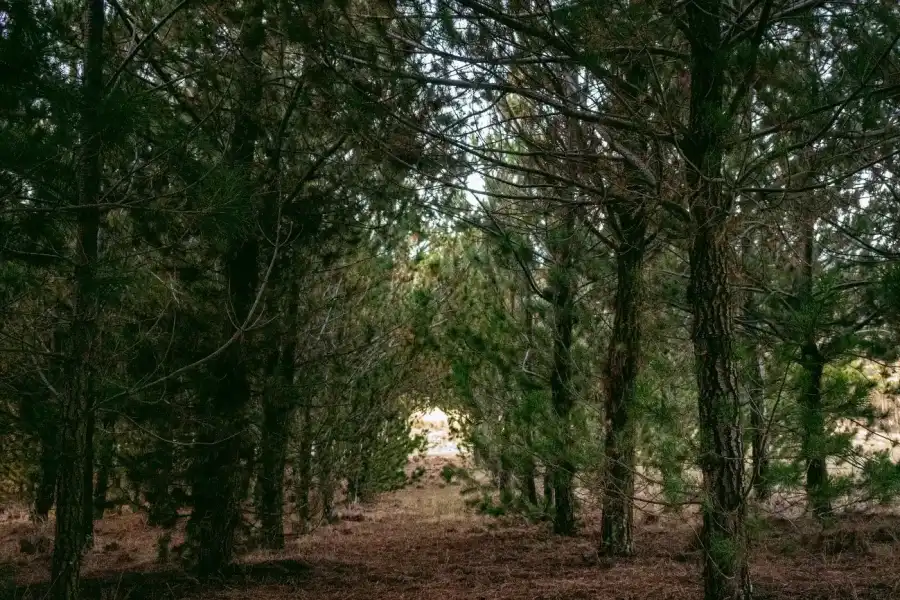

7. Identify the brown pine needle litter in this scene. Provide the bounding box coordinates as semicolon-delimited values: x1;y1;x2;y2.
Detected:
3;457;900;600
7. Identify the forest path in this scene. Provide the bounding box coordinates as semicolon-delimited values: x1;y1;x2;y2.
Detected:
4;455;900;599
202;455;899;600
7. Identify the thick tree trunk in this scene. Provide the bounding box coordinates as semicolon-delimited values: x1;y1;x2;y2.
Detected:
689;229;751;600
801;345;830;520
50;2;105;598
600;239;645;557
683;1;751;598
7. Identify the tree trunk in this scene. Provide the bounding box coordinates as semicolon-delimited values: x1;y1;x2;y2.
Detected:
82;409;96;548
50;2;105;598
296;399;313;532
748;344;770;501
689;229;751;600
147;442;177;527
683;1;751;597
93;419;115;519
740;232;770;502
186;0;265;578
521;424;539;506
796;215;830;520
801;344;830;520
34;434;59;521
600;237;645;557
520;292;539;507
549;209;576;536
542;466;554;513
258;382;289;548
318;439;336;524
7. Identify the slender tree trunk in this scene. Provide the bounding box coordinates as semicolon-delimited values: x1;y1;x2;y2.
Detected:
519;290;539;507
801;345;830;520
600;236;645;557
296;399;313;531
51;1;104;597
796;216;830;520
542;466;554;513
82;410;96;547
549;209;576;536
258;375;289;548
93;418;115;519
186;0;265;578
319;439;336;524
147;442;177;527
684;2;751;598
521;424;539;506
740;234;770;501
748;344;770;500
34;434;59;521
498;413;515;506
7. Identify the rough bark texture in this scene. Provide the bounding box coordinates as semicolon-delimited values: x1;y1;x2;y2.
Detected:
186;0;265;578
50;1;105;598
600;237;645;557
683;1;751;598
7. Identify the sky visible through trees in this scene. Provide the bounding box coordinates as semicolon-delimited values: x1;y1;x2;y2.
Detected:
2;1;900;600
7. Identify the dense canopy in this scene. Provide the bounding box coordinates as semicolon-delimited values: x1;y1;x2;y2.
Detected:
2;1;900;600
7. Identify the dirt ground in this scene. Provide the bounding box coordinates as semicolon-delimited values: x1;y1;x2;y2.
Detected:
3;456;900;600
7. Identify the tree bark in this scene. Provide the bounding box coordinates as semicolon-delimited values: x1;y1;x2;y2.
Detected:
683;1;751;598
51;1;105;598
600;235;645;557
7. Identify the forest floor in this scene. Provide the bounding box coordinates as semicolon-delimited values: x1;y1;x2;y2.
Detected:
3;456;900;600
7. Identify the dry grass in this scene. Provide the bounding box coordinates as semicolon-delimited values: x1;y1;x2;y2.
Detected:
3;456;900;599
